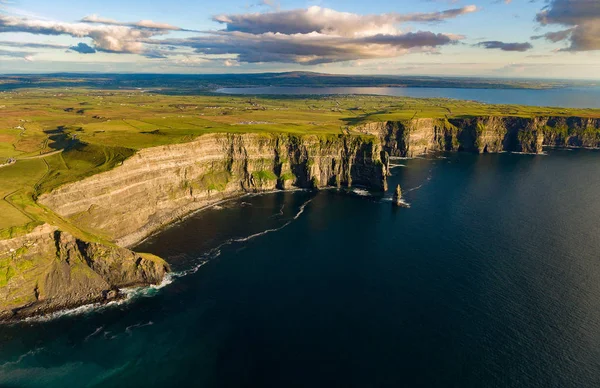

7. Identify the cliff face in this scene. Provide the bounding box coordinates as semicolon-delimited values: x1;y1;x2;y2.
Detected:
6;117;598;319
0;224;168;321
359;117;600;157
40;133;388;248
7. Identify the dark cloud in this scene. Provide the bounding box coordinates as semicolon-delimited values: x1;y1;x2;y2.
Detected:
532;28;574;43
142;50;168;59
0;40;67;49
80;15;198;32
148;30;459;65
69;42;96;54
536;0;600;25
535;0;600;51
476;40;533;51
0;6;472;65
214;5;477;36
184;6;472;64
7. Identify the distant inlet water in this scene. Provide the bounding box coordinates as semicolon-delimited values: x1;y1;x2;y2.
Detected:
216;86;600;108
2;150;600;387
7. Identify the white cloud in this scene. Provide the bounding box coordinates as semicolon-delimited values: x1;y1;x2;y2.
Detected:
0;5;476;65
0;14;171;53
214;5;478;37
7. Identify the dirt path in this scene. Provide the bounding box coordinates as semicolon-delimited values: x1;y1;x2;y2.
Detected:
0;149;63;170
18;149;63;160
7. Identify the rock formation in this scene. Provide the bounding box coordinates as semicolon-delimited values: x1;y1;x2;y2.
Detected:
39;133;389;247
0;224;168;322
393;184;402;207
358;116;600;157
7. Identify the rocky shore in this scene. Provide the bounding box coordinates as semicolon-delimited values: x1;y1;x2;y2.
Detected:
0;224;168;322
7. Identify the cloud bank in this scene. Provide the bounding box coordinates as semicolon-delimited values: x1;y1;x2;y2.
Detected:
213;6;477;36
534;0;600;51
158;6;476;64
0;4;500;66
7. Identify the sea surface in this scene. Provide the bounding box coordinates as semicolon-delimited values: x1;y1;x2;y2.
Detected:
1;150;600;387
216;86;600;108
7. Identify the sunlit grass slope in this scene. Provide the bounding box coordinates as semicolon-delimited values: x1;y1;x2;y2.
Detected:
1;88;599;236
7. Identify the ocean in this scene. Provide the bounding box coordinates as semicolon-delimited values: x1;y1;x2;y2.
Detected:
1;150;599;387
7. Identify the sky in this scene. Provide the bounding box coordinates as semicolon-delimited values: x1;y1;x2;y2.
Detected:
0;0;599;79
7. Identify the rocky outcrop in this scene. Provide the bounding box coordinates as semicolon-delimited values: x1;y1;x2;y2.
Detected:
40;133;388;247
0;224;168;322
358;116;600;157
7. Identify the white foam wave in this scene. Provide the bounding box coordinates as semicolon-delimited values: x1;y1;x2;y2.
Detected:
270;204;285;218
381;197;411;208
22;298;131;323
510;151;547;156
389;164;406;169
125;321;153;335
405;184;423;193
84;326;104;342
397;199;411;208
351;188;371;197
172;197;313;279
0;348;45;368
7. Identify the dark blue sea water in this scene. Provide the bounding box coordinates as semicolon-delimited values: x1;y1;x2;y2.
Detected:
1;150;600;387
216;86;600;108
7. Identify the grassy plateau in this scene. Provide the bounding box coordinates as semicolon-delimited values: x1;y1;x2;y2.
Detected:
1;88;600;238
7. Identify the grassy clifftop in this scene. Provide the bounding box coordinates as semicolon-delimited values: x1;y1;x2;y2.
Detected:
1;89;600;236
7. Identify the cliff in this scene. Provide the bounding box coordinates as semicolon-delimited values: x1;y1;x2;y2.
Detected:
0;224;168;322
4;116;598;320
40;133;388;248
358;116;600;157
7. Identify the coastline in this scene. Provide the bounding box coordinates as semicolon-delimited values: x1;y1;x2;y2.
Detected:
2;113;600;322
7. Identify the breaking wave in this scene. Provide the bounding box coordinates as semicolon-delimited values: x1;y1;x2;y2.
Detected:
0;348;45;368
350;188;371;197
381;197;411;208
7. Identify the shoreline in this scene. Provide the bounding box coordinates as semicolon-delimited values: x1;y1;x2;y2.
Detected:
2;188;320;324
4;146;600;324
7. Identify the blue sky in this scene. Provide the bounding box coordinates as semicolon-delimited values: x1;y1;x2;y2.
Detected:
1;0;599;79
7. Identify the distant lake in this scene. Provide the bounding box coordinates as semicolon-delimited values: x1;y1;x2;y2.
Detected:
216;86;600;108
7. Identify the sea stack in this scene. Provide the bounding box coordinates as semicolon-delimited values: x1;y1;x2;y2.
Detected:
393;184;402;207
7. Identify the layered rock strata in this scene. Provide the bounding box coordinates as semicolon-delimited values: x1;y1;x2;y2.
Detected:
40;133;388;247
359;117;600;157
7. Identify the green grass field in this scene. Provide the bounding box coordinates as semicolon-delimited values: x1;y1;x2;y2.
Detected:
1;88;599;236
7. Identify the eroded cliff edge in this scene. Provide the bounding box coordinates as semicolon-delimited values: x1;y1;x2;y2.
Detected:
39;133;388;248
0;224;169;321
2;132;386;320
3;116;598;320
359;116;600;157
